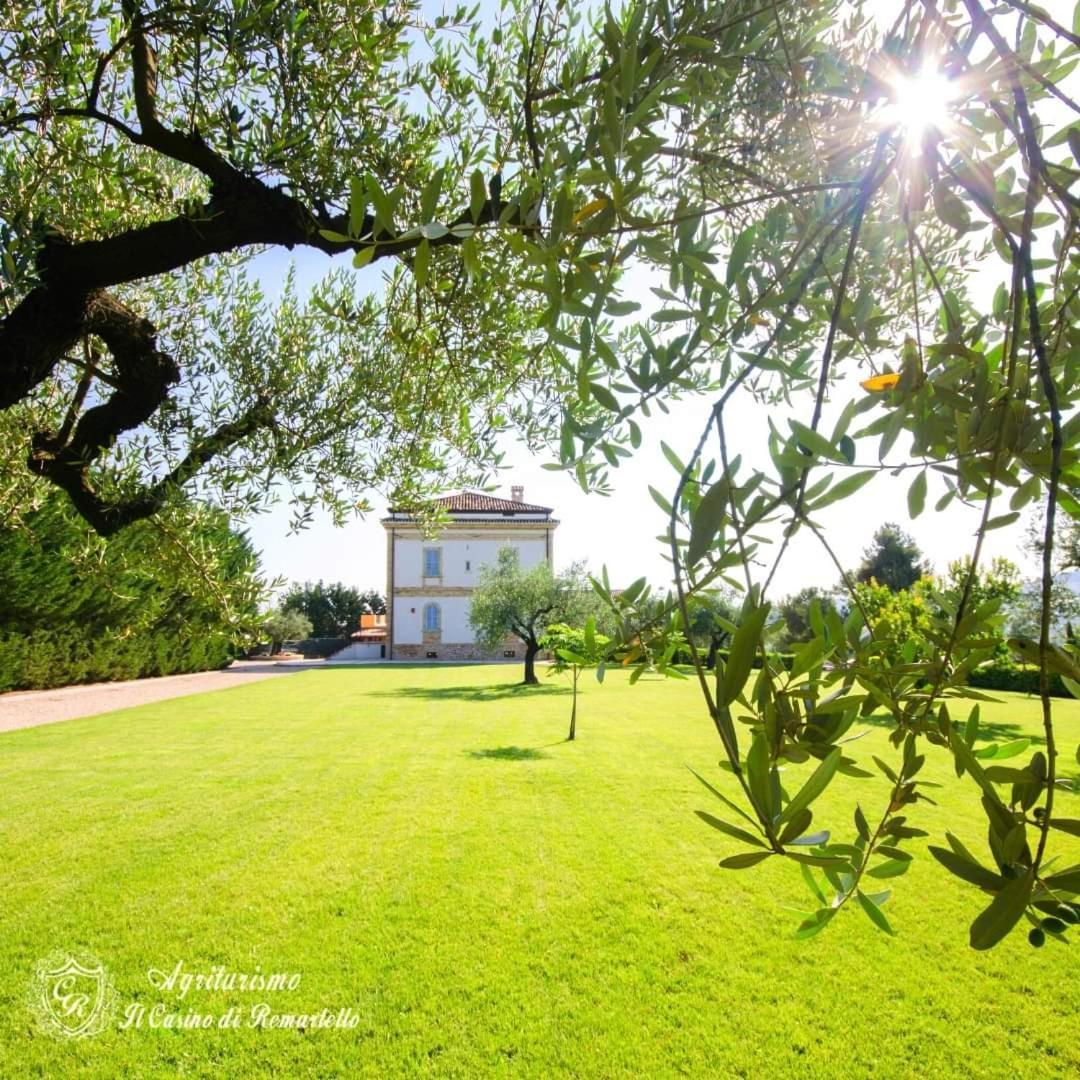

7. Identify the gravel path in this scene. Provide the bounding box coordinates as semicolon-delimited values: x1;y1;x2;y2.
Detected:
0;661;319;734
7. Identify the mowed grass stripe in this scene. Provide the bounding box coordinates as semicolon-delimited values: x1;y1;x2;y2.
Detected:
0;664;1077;1078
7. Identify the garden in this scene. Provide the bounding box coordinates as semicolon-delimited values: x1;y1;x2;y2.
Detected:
1;664;1077;1077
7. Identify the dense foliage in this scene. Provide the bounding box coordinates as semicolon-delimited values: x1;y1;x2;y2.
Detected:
532;0;1079;951
685;589;737;666
262;608;313;655
772;586;841;649
0;0;561;537
0;493;262;690
281;580;385;638
855;523;928;592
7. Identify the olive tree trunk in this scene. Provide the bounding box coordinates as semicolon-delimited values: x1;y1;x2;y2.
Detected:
523;638;541;685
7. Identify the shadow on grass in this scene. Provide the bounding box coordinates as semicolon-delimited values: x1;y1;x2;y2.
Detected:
858;711;1080;792
369;683;570;703
857;710;1047;746
466;745;553;761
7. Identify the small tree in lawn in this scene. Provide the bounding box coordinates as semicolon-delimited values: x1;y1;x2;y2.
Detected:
541;619;611;741
469;547;595;685
686;590;737;670
263;609;312;656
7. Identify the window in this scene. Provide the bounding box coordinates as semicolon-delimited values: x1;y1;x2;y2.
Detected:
423;547;442;577
423;603;441;632
465;560;471;571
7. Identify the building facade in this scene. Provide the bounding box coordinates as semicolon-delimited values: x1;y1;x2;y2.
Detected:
382;489;558;660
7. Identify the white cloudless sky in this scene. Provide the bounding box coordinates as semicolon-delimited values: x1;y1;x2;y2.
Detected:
245;246;1036;600
244;366;1037;599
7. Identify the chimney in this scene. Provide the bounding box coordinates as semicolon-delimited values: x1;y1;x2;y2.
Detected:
511;485;524;504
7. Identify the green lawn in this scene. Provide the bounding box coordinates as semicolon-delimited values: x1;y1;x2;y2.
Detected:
1;664;1077;1079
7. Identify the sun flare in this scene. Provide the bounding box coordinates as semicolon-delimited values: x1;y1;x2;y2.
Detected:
883;67;957;142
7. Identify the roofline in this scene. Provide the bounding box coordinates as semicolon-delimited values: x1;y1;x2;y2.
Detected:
381;517;560;528
385;506;554;515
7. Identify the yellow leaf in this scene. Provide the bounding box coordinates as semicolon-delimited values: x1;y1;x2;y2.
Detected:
572;197;609;226
861;373;900;392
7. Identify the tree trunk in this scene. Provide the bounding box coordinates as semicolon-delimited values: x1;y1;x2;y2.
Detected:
0;33;516;537
523;639;541;684
568;668;578;740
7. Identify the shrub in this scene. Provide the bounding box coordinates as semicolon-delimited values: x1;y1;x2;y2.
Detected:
0;628;234;693
966;662;1070;699
0;493;258;693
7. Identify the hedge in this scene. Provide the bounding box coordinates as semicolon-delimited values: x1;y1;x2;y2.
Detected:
292;637;350;658
966;662;1072;699
246;637;349;658
679;647;795;670
0;628;234;694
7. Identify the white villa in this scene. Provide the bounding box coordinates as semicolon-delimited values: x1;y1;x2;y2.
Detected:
381;488;559;661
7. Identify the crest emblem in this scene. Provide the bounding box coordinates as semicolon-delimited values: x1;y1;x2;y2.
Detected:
28;951;116;1039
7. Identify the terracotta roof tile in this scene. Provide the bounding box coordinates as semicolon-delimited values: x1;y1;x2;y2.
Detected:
391;492;553;514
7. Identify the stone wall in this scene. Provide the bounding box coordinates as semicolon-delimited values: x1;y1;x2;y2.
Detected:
393;642;522;662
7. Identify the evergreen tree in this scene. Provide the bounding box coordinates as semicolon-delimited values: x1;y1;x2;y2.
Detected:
855;524;927;593
774;587;841;650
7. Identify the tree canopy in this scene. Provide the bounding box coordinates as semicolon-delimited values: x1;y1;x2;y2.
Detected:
855;522;927;592
773;586;841;649
281;580;385;638
0;0;559;533
262;608;313;655
469;545;597;683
